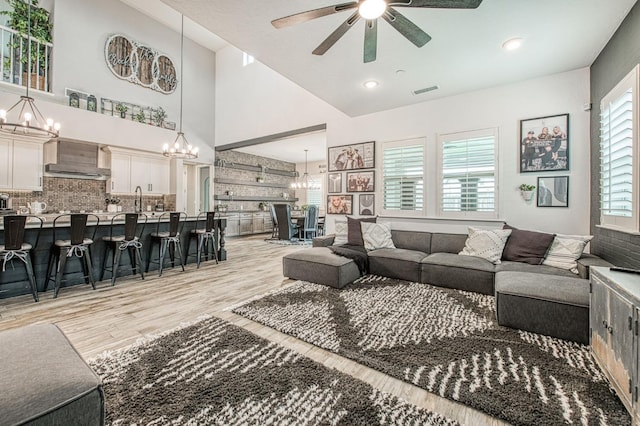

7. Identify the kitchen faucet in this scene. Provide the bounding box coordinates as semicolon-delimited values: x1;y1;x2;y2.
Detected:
134;186;143;213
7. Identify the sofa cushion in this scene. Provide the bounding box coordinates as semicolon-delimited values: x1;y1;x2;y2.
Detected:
459;226;512;264
421;252;495;295
430;233;468;254
334;219;348;245
495;261;579;278
368;248;427;282
283;247;361;288
543;234;593;274
391;230;432;253
502;224;555;265
361;222;395;251
347;216;376;246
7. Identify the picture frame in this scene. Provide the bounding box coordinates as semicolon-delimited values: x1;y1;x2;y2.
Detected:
537;176;569;207
327;195;353;215
346;171;375;192
359;194;375;216
520;113;569;173
327;173;342;194
328;141;375;171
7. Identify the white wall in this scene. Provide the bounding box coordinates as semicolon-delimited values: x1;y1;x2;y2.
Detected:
215;45;591;235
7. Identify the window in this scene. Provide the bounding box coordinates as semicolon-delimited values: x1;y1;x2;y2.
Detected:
242;52;255;66
306;177;322;207
382;139;424;214
600;65;639;232
438;128;498;219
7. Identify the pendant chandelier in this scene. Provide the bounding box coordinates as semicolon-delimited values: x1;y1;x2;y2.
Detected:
162;14;198;159
291;149;320;189
0;0;60;139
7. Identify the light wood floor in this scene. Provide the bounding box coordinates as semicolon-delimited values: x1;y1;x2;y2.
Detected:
0;234;506;426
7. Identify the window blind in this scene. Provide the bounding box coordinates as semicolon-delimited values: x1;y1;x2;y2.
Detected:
382;144;424;211
440;135;495;214
306;177;322;207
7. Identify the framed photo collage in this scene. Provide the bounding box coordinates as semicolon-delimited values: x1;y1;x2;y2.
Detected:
327;141;376;215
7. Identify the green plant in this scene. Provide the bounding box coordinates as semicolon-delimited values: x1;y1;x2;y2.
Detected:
134;111;146;123
115;103;128;113
519;184;536;191
153;107;166;126
1;0;52;77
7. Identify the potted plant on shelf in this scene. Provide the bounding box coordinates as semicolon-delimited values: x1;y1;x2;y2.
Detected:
105;196;121;213
134;111;146;123
1;0;52;90
519;183;536;201
115;103;128;118
153;107;166;127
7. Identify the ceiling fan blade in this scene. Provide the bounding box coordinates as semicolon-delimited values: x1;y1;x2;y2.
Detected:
272;2;358;29
390;0;482;8
364;20;377;63
382;8;431;47
312;11;361;56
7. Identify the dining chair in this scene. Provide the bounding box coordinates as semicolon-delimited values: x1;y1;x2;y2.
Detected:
273;204;300;240
185;211;219;268
100;213;147;285
44;214;99;298
146;211;187;276
269;204;278;239
300;205;319;240
0;215;43;302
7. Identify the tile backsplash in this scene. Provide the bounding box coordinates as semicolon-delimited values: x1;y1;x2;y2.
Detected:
5;177;175;213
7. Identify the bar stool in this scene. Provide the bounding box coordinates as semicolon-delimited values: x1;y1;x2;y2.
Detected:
146;211;186;276
100;213;147;285
44;214;99;298
186;211;219;268
0;215;43;302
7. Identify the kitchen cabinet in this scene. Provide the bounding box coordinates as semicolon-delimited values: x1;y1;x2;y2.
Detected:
225;213;240;237
590;267;640;420
240;213;253;235
105;147;169;194
0;138;43;191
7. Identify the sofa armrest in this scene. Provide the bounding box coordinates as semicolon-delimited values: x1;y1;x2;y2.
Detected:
576;254;614;279
313;235;335;247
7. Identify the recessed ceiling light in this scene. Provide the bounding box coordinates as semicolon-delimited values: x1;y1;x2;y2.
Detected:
363;80;379;89
502;37;524;51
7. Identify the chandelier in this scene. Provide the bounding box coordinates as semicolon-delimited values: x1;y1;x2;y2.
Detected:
162;14;198;159
291;149;320;189
0;0;60;139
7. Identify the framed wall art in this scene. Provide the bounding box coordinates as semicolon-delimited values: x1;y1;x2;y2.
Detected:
537;176;569;207
327;173;342;193
327;195;353;215
520;113;569;173
359;194;375;216
347;171;375;192
328;141;375;171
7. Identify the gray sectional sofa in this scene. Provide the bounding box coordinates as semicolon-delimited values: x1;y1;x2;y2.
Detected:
283;229;613;344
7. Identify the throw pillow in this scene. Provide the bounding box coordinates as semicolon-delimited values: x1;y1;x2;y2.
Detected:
459;226;512;264
501;224;555;265
543;234;593;274
334;219;348;245
347;216;377;246
361;222;396;251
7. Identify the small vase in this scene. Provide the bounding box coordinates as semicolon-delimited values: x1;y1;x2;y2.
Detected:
120;111;126;119
521;190;535;202
107;204;118;213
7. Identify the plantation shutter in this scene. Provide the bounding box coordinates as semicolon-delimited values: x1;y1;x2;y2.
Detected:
439;130;497;218
307;177;322;207
382;143;424;212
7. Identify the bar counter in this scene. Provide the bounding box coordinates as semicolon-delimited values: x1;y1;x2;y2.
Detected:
0;213;227;300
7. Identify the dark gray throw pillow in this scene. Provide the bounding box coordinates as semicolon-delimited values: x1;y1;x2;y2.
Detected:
502;224;555;265
347;216;377;246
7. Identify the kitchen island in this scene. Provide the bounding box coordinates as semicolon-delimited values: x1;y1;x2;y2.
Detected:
0;213;227;299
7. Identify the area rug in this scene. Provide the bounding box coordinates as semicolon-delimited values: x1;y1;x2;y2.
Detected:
232;276;631;426
264;237;312;246
89;315;458;425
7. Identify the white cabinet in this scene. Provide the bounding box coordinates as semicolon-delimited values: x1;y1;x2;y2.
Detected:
0;138;43;191
105;147;169;195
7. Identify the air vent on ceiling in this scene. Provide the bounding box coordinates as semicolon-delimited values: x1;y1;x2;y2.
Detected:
413;85;439;95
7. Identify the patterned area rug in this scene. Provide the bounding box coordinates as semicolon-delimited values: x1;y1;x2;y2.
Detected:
89;316;457;425
264;237;312;246
232;276;631;426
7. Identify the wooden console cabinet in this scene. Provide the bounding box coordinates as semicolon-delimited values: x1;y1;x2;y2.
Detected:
590;266;640;422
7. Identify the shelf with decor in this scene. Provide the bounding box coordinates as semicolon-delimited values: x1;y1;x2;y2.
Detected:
214;195;298;203
214;159;298;177
214;178;290;189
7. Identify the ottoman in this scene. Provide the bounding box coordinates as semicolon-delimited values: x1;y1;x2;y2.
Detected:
0;324;104;425
283;247;360;288
495;271;590;344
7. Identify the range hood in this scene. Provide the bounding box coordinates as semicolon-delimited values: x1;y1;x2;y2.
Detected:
44;138;111;178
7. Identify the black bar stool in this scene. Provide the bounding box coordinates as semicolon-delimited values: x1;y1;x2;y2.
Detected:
146;212;186;276
100;213;147;285
0;215;43;302
44;214;99;298
186;211;219;268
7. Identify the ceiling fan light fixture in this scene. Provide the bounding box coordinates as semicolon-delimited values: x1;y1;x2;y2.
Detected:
502;37;523;51
358;0;387;20
363;80;379;89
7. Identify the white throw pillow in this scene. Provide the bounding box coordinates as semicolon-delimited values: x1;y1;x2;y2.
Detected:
361;222;396;251
334;219;348;245
542;234;593;274
459;226;512;264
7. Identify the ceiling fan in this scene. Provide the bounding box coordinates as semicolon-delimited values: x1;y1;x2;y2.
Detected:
272;0;483;63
